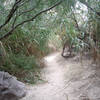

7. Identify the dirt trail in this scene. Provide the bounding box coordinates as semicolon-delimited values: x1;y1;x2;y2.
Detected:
22;52;100;100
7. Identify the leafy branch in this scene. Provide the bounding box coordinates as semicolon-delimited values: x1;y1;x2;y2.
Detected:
0;0;22;29
80;1;100;17
0;0;63;40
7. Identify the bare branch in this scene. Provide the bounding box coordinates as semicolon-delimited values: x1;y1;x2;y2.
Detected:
11;0;38;28
72;11;80;32
12;12;18;28
0;0;63;41
18;0;41;16
19;7;36;16
18;0;30;7
0;0;22;30
81;1;100;17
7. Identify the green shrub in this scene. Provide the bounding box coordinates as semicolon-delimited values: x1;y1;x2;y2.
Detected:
0;53;42;83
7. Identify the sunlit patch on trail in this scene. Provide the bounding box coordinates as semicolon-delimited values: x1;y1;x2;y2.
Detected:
44;53;59;62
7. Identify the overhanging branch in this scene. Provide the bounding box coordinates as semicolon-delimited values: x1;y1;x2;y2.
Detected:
0;0;23;30
81;1;100;17
0;0;63;40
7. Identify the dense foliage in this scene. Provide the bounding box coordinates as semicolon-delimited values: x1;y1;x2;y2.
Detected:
0;0;100;83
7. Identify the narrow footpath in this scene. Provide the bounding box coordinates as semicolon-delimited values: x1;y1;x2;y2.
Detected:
22;52;100;100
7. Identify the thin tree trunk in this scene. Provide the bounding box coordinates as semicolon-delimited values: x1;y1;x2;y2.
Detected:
0;41;7;66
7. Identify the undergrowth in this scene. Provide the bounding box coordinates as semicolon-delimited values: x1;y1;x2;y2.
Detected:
0;53;42;84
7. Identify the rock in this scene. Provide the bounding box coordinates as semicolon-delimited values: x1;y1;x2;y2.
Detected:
0;71;26;100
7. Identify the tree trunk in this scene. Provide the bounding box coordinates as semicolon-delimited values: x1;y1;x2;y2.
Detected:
0;41;7;66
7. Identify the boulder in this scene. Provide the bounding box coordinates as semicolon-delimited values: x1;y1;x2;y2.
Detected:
0;71;26;100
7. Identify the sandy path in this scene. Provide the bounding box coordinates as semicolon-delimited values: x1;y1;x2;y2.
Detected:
22;52;100;100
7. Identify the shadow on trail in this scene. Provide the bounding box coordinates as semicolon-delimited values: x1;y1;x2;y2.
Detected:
22;52;100;100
